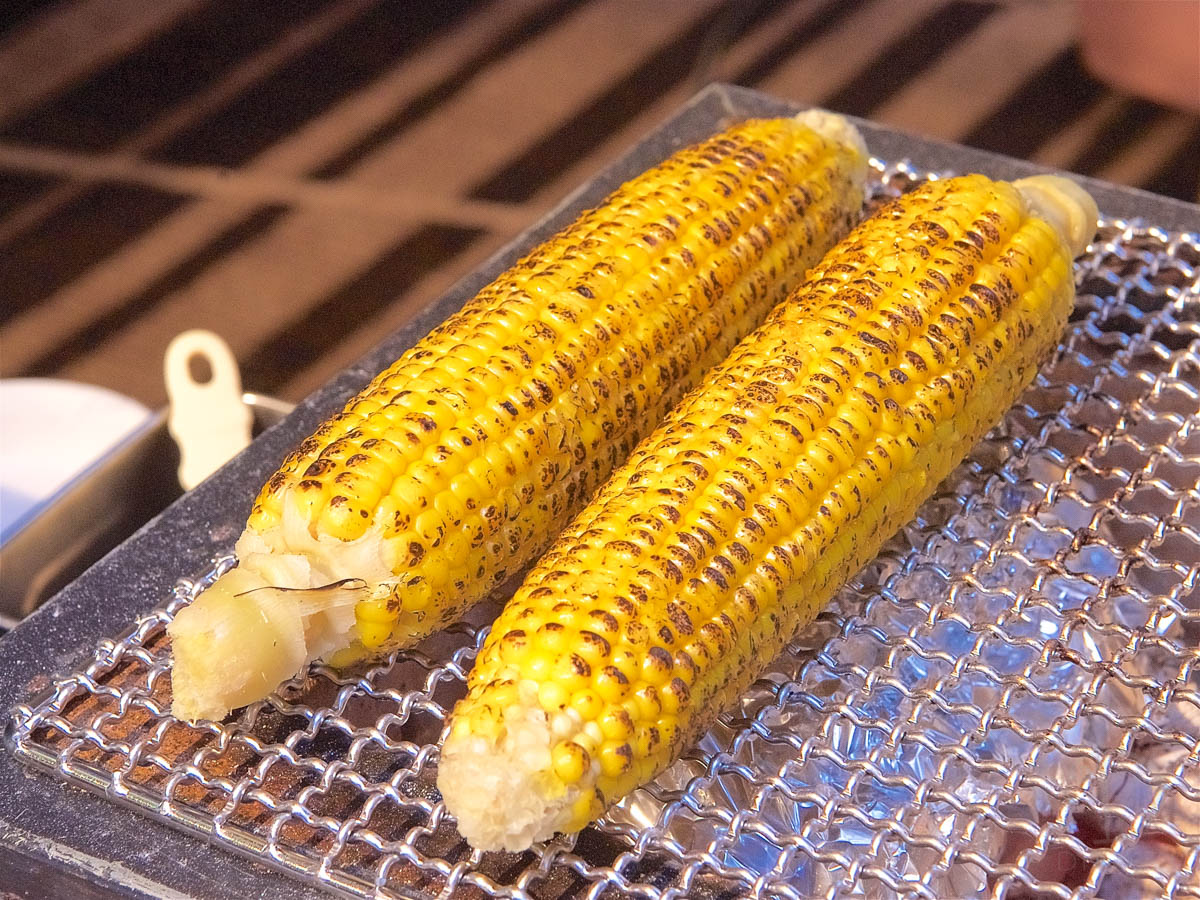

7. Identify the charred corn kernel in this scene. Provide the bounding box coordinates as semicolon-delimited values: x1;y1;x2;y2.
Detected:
551;741;589;784
599;741;633;778
168;110;869;724
439;174;1099;852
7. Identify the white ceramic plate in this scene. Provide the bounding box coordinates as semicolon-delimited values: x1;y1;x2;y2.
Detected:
0;379;151;540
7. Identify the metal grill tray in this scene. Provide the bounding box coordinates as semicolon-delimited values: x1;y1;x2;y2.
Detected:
3;85;1199;900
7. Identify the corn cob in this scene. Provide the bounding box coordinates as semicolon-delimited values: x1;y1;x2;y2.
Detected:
167;111;868;723
439;173;1099;851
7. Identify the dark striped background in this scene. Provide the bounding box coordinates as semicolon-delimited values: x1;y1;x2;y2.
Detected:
1;0;1197;407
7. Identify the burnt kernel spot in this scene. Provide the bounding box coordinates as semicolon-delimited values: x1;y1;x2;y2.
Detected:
625;619;650;647
580;628;614;657
658;625;675;644
589;610;619;633
712;555;736;577
734;587;758;615
298;479;324;491
971;282;1003;314
905;350;928;371
614;597;636;617
575;284;595;299
303;459;334;478
416;415;436;432
740;517;765;537
606;539;639;555
745;380;778;404
667;677;690;704
977;217;1001;243
543;622;564;632
700;621;728;649
727;542;751;565
601;665;628;685
500;400;518;416
678;532;705;558
890;368;909;385
569;654;591;677
860;331;896;354
704;566;729;591
719;484;747;511
646;646;672;672
919;220;950;242
329;495;349;507
674;649;698;677
346;453;369;467
666;602;695;636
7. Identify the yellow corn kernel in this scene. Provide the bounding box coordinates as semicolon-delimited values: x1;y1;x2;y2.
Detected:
356;620;393;651
551;741;589;785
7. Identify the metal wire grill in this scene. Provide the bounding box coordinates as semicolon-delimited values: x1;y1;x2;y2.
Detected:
8;161;1200;900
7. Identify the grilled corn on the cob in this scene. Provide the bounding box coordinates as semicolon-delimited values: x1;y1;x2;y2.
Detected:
439;173;1099;851
168;111;868;723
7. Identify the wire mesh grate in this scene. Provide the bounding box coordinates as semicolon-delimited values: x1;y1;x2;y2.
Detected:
9;161;1200;899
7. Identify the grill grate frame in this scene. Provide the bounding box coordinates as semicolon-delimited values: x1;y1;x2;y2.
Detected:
9;160;1200;899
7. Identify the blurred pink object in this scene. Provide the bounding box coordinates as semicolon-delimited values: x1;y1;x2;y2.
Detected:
1077;0;1200;112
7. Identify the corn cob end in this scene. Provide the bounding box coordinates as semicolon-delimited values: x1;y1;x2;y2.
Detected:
795;108;868;175
438;683;587;852
1013;174;1099;258
168;559;363;722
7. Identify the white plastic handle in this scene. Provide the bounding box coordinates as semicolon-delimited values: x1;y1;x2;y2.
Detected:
164;330;253;490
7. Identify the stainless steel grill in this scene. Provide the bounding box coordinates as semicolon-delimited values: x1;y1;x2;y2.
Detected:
9;159;1200;900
